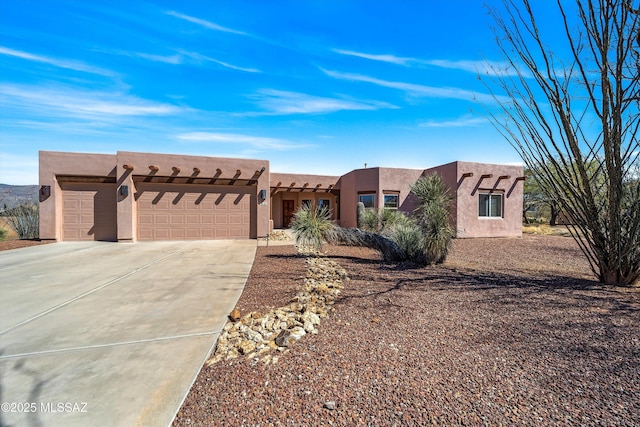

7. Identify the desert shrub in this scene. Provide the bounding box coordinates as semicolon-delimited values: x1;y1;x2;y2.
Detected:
5;203;39;239
387;221;424;262
329;227;406;262
358;208;378;232
359;208;412;234
0;228;7;241
411;174;454;264
290;204;336;250
290;203;407;261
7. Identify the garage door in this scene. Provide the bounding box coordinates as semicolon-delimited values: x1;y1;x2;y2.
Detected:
61;182;117;241
136;183;253;240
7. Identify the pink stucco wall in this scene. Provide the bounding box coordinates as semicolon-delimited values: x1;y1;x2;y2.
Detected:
425;161;524;238
338;167;424;228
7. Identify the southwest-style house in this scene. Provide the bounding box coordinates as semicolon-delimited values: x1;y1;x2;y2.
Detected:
39;150;524;242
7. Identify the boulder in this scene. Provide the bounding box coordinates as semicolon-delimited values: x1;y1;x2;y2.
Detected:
229;308;241;322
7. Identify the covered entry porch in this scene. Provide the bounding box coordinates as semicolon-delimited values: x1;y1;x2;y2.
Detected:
269;173;340;229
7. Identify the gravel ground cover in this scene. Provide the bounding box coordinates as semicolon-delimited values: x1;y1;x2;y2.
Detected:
177;235;640;426
0;239;52;251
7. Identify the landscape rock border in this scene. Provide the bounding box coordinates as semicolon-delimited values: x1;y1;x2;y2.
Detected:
206;247;348;365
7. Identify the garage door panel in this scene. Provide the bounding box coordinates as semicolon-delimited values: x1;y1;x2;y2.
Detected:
170;215;185;225
136;183;253;240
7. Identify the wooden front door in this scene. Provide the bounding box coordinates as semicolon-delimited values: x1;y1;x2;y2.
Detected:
283;200;295;228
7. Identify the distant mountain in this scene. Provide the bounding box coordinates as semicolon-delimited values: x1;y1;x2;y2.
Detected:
0;184;38;210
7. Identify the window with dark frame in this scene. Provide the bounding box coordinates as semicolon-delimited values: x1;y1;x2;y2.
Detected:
358;193;375;209
383;193;399;209
478;192;503;218
318;199;330;209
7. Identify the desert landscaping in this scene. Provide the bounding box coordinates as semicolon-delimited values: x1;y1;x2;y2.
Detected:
173;234;640;426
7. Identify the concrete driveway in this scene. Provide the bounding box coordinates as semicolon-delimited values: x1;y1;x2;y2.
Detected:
0;240;256;427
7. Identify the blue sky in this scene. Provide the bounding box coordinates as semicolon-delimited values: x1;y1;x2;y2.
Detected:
0;1;560;185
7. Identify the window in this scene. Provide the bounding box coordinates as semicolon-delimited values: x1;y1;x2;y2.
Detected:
384;194;399;209
359;194;375;209
301;199;312;209
479;193;503;218
318;199;330;210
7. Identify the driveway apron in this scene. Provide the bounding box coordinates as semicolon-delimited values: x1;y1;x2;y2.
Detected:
0;240;256;427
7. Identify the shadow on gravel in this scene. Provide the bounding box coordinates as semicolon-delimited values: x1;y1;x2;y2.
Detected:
335;262;639;315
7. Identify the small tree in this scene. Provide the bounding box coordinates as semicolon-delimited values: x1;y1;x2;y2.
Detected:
486;0;640;285
524;167;563;225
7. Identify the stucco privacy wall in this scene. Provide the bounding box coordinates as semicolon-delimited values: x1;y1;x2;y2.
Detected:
39;151;117;241
425;161;524;238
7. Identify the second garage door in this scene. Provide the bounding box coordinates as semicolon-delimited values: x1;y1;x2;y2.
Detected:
136;183;253;240
61;182;117;241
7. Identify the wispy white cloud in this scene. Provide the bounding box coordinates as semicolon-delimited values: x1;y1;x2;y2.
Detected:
427;59;528;78
177;132;309;150
332;49;412;65
321;68;503;104
96;47;260;72
332;48;522;76
251;89;398;115
0;84;185;119
419;115;489;128
180;51;261;73
165;10;248;36
132;52;183;64
0;46;116;77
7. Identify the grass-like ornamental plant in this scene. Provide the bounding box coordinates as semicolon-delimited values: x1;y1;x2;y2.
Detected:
359;208;413;235
289;204;336;250
387;221;425;262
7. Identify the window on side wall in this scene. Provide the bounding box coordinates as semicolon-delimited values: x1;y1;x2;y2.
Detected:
318;199;331;211
358;193;375;209
383;193;399;209
478;192;503;218
301;199;312;209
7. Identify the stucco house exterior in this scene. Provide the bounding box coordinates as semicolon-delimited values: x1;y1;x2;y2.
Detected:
39;150;524;242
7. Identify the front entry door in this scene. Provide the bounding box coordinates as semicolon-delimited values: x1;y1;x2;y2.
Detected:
283;200;295;228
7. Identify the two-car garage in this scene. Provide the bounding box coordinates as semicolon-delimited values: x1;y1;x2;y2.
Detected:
59;182;254;241
135;183;253;241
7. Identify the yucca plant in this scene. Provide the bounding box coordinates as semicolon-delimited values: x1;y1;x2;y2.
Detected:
289;204;336;250
410;174;454;264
